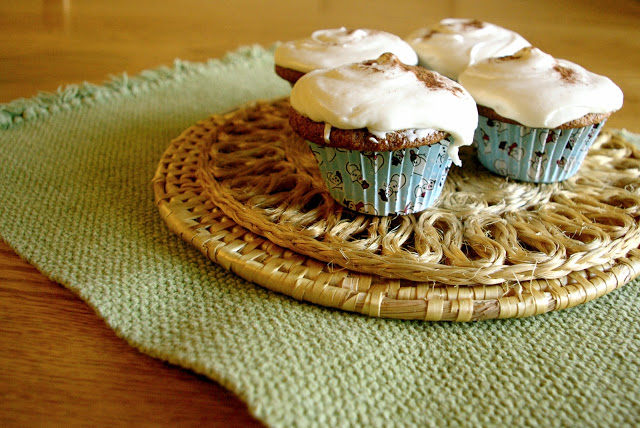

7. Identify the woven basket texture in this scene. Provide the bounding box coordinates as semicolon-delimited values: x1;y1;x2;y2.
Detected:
154;98;640;321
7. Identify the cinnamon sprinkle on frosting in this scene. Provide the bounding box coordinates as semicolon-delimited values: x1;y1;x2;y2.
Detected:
459;19;485;30
363;53;464;95
553;64;580;84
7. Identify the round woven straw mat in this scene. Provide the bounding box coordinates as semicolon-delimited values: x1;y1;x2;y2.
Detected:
153;98;640;321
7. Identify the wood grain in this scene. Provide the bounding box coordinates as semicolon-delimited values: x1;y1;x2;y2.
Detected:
0;240;262;427
0;0;639;426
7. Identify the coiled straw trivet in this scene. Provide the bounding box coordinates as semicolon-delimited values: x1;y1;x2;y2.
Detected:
153;98;640;321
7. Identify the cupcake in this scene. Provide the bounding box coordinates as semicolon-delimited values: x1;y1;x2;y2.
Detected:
289;53;478;216
458;46;624;183
406;18;530;80
274;27;418;84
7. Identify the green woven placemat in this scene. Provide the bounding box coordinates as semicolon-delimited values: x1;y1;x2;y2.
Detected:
1;46;639;427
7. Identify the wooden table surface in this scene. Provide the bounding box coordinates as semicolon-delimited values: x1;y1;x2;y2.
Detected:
1;0;639;426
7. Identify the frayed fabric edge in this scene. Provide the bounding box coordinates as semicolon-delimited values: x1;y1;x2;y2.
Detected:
0;44;277;131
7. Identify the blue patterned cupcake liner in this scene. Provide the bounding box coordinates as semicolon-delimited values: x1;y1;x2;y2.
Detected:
307;139;453;216
474;115;606;183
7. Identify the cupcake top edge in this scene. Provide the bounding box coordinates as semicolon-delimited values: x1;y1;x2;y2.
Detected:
274;27;418;73
406;18;531;80
289;53;478;166
288;107;450;152
458;46;624;129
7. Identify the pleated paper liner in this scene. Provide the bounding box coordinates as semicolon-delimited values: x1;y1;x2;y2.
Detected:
153;98;640;321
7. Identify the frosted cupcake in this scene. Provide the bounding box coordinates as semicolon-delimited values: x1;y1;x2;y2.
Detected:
289;53;478;216
458;46;624;183
274;28;418;84
406;18;530;80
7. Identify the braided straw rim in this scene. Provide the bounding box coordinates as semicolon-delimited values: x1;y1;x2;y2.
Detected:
153;99;640;321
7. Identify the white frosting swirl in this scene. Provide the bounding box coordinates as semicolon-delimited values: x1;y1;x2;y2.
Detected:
458;47;624;128
290;53;478;166
407;18;531;80
274;28;418;73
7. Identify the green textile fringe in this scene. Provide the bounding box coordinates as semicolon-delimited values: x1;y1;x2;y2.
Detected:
0;44;275;131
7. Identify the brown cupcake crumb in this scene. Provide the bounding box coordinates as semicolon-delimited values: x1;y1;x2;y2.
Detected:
275;65;306;85
289;107;448;151
477;104;612;129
